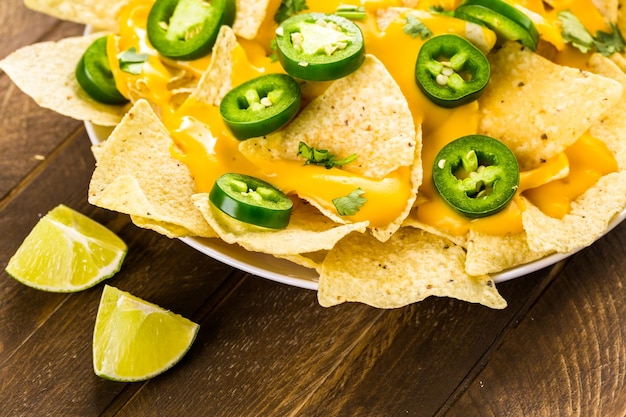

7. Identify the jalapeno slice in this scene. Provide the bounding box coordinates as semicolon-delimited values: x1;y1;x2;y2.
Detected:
147;0;236;61
75;37;128;105
415;34;490;108
275;12;365;81
454;0;539;51
219;73;302;140
432;135;520;218
209;173;293;229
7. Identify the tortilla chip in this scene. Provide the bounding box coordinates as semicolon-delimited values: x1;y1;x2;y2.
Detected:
0;34;127;126
190;26;239;106
318;228;507;309
89;99;215;238
478;42;622;170
192;195;369;255
24;0;128;30
585;54;626;170
369;139;422;242
274;251;327;273
239;55;422;241
523;171;626;253
240;54;418;180
130;215;199;238
591;0;618;22
402;214;469;248
232;0;271;40
465;231;550;276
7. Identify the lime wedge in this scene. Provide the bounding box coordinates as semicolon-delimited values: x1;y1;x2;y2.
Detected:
93;285;200;382
5;204;127;292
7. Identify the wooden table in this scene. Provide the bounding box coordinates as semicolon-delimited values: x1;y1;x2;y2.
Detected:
2;2;626;416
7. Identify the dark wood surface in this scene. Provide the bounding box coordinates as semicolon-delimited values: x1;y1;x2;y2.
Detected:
2;2;626;416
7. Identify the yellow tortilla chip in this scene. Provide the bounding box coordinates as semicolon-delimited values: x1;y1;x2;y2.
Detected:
370;141;422;242
189;26;239;106
318;228;506;309
25;0;128;30
275;251;327;273
0;34;127;126
478;42;622;170
402;214;469;248
465;231;550;276
89;99;215;238
591;0;618;22
192;195;369;255
586;54;626;170
232;0;271;40
239;55;422;241
522;171;626;253
240;55;418;180
130;215;199;238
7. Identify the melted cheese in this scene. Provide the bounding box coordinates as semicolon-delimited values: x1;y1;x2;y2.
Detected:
523;133;618;218
110;0;619;234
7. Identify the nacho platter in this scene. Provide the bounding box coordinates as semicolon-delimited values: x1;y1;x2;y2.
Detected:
85;120;626;290
5;0;626;309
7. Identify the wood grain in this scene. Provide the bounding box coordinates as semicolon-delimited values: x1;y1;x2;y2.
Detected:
2;1;626;416
0;15;85;200
444;224;626;417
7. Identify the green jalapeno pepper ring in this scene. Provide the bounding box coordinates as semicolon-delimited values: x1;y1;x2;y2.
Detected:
454;0;539;51
209;173;293;229
275;12;365;81
220;73;302;140
415;34;490;108
147;0;235;61
75;36;128;105
432;135;520;218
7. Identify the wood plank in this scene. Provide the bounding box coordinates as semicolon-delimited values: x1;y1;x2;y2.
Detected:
0;130;96;360
0;0;70;59
0;129;241;416
108;277;384;417
292;270;553;417
104;266;554;416
1;2;85;199
443;223;626;417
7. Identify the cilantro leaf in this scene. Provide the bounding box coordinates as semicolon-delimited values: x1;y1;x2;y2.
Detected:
558;10;626;57
595;23;626;56
333;188;367;216
403;15;432;40
117;47;149;75
298;141;357;169
558;10;596;54
274;0;309;24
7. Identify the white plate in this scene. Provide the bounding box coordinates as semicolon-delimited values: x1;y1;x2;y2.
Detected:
86;122;626;290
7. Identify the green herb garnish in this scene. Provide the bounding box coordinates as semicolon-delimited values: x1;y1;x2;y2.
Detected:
595;23;626;56
558;11;595;53
274;0;309;24
117;47;149;75
403;15;432;40
558;10;625;56
298;141;357;169
333;188;366;216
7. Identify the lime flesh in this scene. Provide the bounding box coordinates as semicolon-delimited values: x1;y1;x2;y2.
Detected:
93;285;200;382
5;204;127;292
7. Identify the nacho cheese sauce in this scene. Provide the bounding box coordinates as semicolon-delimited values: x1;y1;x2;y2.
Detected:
108;0;618;234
